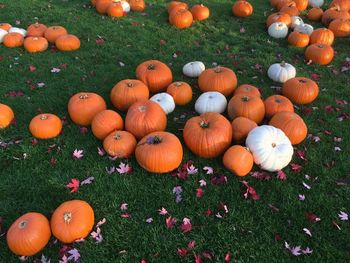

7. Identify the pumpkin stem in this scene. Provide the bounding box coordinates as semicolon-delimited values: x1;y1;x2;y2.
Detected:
174;82;182;87
298;79;307;83
127;82;134;88
241;96;250;102
18;220;28;229
40;115;48;120
275;99;282;103
280;61;286;67
146;136;162;144
138;106;147;112
214;67;222;73
147;64;155;70
199;120;209;128
33;37;39;41
113;133;121;140
63;212;73;223
79;94;89;100
271;143;277;148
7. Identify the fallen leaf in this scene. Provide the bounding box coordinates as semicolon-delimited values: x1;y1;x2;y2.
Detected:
66;179;79;193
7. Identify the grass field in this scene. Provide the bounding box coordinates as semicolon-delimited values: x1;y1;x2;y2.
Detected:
0;0;349;262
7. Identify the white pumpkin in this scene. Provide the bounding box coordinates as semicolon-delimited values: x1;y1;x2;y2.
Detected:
194;91;227;114
0;29;7;43
113;0;130;12
246;125;294;172
267;62;296;83
150;93;175;115
8;27;27;37
182;61;205;78
268;22;288;38
308;0;324;7
294;23;314;36
291;16;304;29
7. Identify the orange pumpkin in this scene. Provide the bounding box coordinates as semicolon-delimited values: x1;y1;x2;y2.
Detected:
227;95;265;123
68;92;107;126
166;81;192;105
110;79;149;112
329;18;350;37
125;100;167;140
2;32;24;48
234;84;261;97
44;26;68;43
293;0;308;11
24;37;48;53
198;66;237;96
135;131;183;173
223;146;254;176
266;12;291;27
191;4;210;21
264;95;294;119
276;0;295;10
287;31;310;47
183;112;232;158
269;111;307;145
0;22;11;31
128;0;145;12
329;0;350;11
232;0;254;17
55;34;80;51
7;212;51;256
27;23;47;37
322;6;350;26
103;130;137;157
91;110;124;140
305;44;334;65
107;2;124;17
29;113;62;139
51;200;94;244
136;60;173;93
0;103;14;129
270;0;280;7
310;28;334;45
231;116;257;143
96;0;113;13
282;77;319;104
280;3;300;16
167;1;188;13
91;0;98;6
308;7;324;21
169;8;193;29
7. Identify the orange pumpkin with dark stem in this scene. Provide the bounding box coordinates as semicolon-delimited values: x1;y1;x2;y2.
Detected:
308;7;323;21
266;12;291;27
128;0;145;12
227;95;265;123
223;146;253;176
7;212;51;256
24;37;48;53
293;0;308;11
232;0;254;17
167;1;188;13
305;44;334;65
329;0;350;11
329;18;350;37
183;112;232;158
91;110;124;140
27;23;47;37
135;131;183;173
44;26;68;43
136;60;173;93
169;8;193;29
280;3;300;16
51;200;94;244
269;111;307;145
0;103;14;129
29;113;62;139
191;4;210;21
3;32;24;48
282;77;319;104
231;116;257;143
264;95;294;119
310;28;334;45
198;66;237;96
110;79;149;111
103;130;137;157
287;31;310;47
0;23;11;31
166;82;192;105
234;84;261;97
107;2;124;17
322;6;350;26
96;0;113;13
125;100;167;140
55;34;81;51
68;92;107;126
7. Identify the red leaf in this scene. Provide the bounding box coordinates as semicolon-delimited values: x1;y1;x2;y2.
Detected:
225;252;231;262
187;240;196;249
165;217;176;229
121;213;131;218
195;254;201;263
180;219;192;233
29;65;36;72
277;170;287;181
306;212;320;222
250;171;271;180
177;248;187;257
66;179;79;193
290;163;302;172
296;150;306;161
204;208;211;217
96;39;105;44
310;73;321;81
160;39;166;45
196;188;203;198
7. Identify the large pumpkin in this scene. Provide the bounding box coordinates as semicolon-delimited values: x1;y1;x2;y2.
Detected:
24;37;48;53
96;0;113;13
227;95;265;123
282;77;319;104
305;44;334;65
322;6;350;26
169;8;193;29
0;103;14;129
29;113;62;139
103;130;137;157
44;26;68;43
107;2;124;17
51;200;94;244
310;28;334;45
294;0;308;11
7;212;51;256
329;0;350;11
27;23;47;37
166;81;192;105
264;95;294;119
183;112;232;158
68;92;107;126
232;0;254;17
328;18;350;37
91;110;124;140
223;145;254;177
231;116;257;143
280;3;300;16
136;60;173;93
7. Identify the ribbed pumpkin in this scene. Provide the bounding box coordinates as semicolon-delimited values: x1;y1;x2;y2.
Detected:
329;18;350;37
96;0;113;13
310;28;334;45
231;116;257;143
128;0;145;11
125;100;167;140
0;103;14;129
27;23;47;37
29;113;62;139
0;22;11;31
223;146;254;176
287;31;310;47
166;81;192;105
234;84;261;97
167;1;188;13
51;200;94;244
136;60;173;93
198;66;237;96
308;7;324;21
305;44;334;65
91;110;124;140
107;2;124;17
227;95;265;123
276;0;295;10
24;37;48;53
191;4;210;21
55;34;81;51
183;112;232;158
135;131;183;173
269;111;307;145
266;12;291;27
264;95;294;119
3;32;24;47
44;26;68;43
294;0;308;11
7;213;51;256
282;77;319;104
68;92;107;126
232;0;254;17
322;6;350;25
329;0;350;11
169;8;193;29
103;130;137;157
280;3;300;16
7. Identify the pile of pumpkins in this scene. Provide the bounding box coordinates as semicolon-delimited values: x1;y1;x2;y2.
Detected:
0;22;80;53
91;0;145;17
267;0;350;65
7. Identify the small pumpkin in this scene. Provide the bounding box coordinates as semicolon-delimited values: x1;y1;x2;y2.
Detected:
223;145;254;177
96;0;113;13
150;93;176;114
191;4;210;21
91;110;124;140
268;22;289;38
308;7;324;21
194;91;228;114
329;18;350;37
55;34;81;51
266;12;291;27
2;32;24;48
169;8;193;29
322;6;350;26
282;77;319;104
329;0;350;11
308;0;324;7
44;26;68;43
51;200;94;244
183;112;232;158
305;43;334;65
103;130;137;157
24;37;48;53
234;84;261;97
287;31;310;47
227;95;265;123
0;22;11;31
291;16;304;29
231;116;257;143
107;1;124;16
280;3;300;16
167;1;188;13
68;92;107;126
135;131;183;173
29;113;62;139
7;212;51;256
0;103;14;128
128;0;145;12
27;23;47;37
232;0;254;17
267;61;296;83
264;95;294;119
182;61;205;77
310;28;334;45
166;82;192;105
8;27;27;37
294;0;308;11
294;23;314;35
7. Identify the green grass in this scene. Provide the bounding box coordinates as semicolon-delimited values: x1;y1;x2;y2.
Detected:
0;0;349;262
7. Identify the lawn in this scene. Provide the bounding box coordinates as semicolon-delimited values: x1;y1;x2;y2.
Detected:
0;0;349;262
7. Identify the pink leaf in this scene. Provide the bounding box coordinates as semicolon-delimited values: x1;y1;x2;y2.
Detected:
225;252;231;262
177;248;187;256
199;179;207;187
166;216;177;229
302;247;313;255
250;171;271;180
158;207;168;216
80;176;94;185
298;194;305;201
67;248;80;262
196;188;203;198
66;179;79;193
180;218;192;233
187;240;196;249
79;127;88;134
120;203;128;211
338;211;348;221
97;147;106;156
72;149;84;159
29;65;36;72
195;254;201;263
290;163;302;172
203;166;214;174
96;39;105;44
116;162;132;174
277;170;287;181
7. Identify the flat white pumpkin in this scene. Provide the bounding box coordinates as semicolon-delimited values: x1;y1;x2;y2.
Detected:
267;62;296;83
0;29;7;43
182;61;205;78
294;23;314;36
8;27;27;37
150;93;175;114
268;22;288;38
113;0;130;12
308;0;324;7
246;125;294;172
291;16;304;29
195;91;227;114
